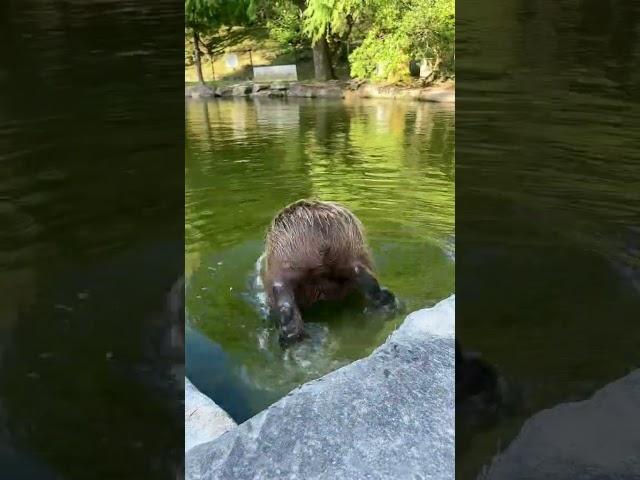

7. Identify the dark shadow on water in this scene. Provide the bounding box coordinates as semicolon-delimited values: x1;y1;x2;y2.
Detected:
185;325;263;424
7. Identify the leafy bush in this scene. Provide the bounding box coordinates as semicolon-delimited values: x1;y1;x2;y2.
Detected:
266;1;305;47
349;0;454;82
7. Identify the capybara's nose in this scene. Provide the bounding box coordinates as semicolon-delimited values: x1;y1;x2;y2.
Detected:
376;287;397;309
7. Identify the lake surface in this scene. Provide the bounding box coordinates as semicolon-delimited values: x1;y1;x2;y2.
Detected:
185;97;455;421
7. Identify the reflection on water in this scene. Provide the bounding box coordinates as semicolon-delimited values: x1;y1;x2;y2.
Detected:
457;0;640;478
186;97;455;421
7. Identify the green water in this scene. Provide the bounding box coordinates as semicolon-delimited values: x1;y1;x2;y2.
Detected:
185;97;455;421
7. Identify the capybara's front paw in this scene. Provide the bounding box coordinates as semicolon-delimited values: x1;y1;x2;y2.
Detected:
278;323;305;347
374;287;397;310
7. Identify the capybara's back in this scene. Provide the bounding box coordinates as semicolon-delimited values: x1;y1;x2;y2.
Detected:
264;200;372;277
262;199;396;344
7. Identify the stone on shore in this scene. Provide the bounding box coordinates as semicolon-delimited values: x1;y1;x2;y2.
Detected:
269;82;288;91
251;83;270;94
232;84;252;96
287;82;344;99
481;369;640;480
355;83;454;103
185;377;236;453
287;82;316;98
187;80;453;102
186;295;455;480
185;84;215;99
418;86;455;103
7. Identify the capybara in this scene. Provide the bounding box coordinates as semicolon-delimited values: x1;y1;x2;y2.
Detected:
261;199;396;344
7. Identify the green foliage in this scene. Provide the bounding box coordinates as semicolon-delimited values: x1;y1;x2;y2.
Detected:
185;0;455;82
349;0;455;81
405;0;454;76
265;1;305;47
303;0;366;42
185;0;257;32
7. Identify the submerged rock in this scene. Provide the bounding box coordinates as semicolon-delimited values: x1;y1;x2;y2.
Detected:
185;377;236;453
186;295;455;480
481;369;640;480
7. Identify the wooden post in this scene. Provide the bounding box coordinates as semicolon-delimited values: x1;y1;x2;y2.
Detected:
248;49;254;79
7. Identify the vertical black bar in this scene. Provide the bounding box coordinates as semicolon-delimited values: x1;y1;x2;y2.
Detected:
0;0;184;479
457;1;640;479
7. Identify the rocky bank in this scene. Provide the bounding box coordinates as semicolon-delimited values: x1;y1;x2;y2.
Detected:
185;377;237;454
186;295;455;480
481;369;640;480
185;80;455;103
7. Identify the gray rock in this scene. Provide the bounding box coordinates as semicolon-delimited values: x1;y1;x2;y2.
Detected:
418;88;455;103
185;377;236;453
287;83;344;99
354;83;454;103
252;83;270;94
185;84;215;99
316;86;344;98
232;84;252;96
268;90;287;98
215;85;234;97
481;370;640;480
270;82;288;91
250;89;272;97
288;83;316;98
186;295;455;480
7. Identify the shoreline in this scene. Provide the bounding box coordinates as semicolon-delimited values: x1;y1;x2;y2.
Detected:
186;296;455;479
185;79;455;104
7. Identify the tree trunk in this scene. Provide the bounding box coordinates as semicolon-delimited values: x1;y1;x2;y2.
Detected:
192;30;205;84
312;36;334;81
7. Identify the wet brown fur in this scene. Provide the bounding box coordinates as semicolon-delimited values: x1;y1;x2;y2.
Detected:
262;200;375;309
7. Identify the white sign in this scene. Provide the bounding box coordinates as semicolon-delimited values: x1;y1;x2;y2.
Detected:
253;65;298;81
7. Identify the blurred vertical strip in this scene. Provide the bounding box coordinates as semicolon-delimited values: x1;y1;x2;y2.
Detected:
0;0;184;479
456;0;640;479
